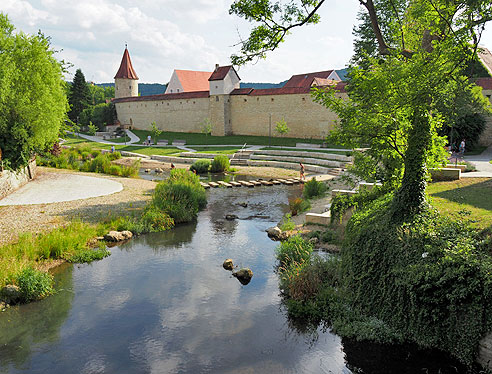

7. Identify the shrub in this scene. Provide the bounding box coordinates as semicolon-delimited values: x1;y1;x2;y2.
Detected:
80;151;91;161
303;177;327;199
67;248;110;263
13;267;54;303
279;213;296;231
108;165;122;176
276;235;313;269
210;155;230;173
190;159;211;174
289;197;311;216
152;169;207;223
141;206;175;232
91;150;101;158
121;159;140;178
107;151;122;161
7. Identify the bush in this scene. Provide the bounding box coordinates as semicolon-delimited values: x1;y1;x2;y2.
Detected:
108;165;122;176
210;155;230;173
141;206;175;232
13;267;54;303
303;177;327;199
276;235;313;269
289;197;311;216
80;151;91;161
121;159;140;178
91;150;101;158
107;151;122;161
279;213;296;231
190;159;211;174
152;169;207;223
67;248;110;263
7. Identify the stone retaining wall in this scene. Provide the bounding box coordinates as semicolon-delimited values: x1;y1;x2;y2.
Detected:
0;159;36;200
255;149;352;162
250;154;342;168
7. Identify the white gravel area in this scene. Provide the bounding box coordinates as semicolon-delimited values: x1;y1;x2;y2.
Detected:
0;173;123;206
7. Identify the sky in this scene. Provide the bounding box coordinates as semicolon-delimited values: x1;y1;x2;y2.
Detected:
2;0;492;84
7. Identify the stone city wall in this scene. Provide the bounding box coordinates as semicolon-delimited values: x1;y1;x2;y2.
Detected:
479;115;492;147
115;96;209;132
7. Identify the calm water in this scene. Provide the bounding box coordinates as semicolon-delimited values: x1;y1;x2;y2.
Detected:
0;186;474;373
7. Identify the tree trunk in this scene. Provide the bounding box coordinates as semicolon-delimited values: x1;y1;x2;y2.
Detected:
390;111;431;222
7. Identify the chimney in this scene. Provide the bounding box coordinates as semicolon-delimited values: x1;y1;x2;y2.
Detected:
215;63;219;71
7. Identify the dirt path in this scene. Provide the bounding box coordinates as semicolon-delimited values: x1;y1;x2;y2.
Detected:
0;168;156;246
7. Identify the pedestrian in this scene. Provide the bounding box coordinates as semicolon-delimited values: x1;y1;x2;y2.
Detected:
459;139;466;156
299;162;305;180
147;135;152;146
170;163;175;169
110;145;115;153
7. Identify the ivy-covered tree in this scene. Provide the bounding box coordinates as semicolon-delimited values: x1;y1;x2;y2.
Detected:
230;0;492;221
0;13;68;170
68;69;91;123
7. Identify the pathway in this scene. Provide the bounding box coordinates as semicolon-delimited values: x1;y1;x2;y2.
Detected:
463;145;492;178
68;129;140;145
0;172;123;206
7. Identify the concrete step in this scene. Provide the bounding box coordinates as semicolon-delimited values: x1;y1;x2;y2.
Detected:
306;211;331;225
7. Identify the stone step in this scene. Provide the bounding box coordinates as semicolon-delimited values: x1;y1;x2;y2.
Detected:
217;181;233;188
208;182;220;188
306;210;331;225
229;181;242;187
238;180;255;187
260;180;273;186
250;180;262;186
199;182;210;189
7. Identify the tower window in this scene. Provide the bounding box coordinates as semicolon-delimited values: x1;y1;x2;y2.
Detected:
216;96;219;102
129;86;131;89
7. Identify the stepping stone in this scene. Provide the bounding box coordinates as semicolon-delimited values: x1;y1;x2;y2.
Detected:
218;181;233;188
286;178;300;184
238;181;255;187
270;180;282;185
277;179;293;185
229;181;242;187
199;182;210;189
250;180;262;186
208;182;220;188
260;180;273;186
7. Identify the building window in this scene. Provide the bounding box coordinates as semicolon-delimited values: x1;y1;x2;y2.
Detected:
216;96;219;102
244;99;247;102
129;86;131;89
257;98;259;101
167;103;170;106
177;89;180;92
215;86;218;89
193;101;195;104
302;97;306;101
271;98;274;102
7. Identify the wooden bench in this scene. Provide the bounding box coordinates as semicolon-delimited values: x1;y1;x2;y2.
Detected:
156;140;168;146
172;139;186;146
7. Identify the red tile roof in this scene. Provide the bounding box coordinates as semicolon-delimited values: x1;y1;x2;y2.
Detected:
114;48;138;80
283;70;335;88
476;77;492;91
209;65;240;81
174;70;212;92
112;90;209;103
230;81;346;96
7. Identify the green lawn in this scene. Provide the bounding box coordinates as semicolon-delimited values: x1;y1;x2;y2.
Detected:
261;146;350;155
130;129;335;147
62;135;182;156
464;145;487;156
428;178;492;229
189;147;239;154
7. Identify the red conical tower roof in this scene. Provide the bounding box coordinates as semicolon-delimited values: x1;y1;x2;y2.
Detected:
114;47;138;80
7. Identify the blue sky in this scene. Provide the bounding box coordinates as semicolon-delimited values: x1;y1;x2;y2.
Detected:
1;0;492;84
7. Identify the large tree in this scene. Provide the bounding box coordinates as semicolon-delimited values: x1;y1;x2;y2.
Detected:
68;69;91;123
0;13;68;170
230;0;492;222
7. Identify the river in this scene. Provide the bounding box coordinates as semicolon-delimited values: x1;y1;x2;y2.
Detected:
0;185;474;373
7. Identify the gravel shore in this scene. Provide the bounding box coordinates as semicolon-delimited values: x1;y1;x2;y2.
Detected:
0;168;156;246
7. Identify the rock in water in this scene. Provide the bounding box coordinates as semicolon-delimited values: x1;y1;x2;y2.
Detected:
223;259;234;271
145;169;151;173
104;230;133;242
1;284;21;304
225;214;238;220
238;202;248;208
266;226;282;238
232;268;253;285
154;168;163;174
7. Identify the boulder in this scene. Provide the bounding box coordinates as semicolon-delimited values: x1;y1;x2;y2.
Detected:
154;168;164;174
238;202;248;208
1;284;21;304
267;226;282;238
223;259;234;271
104;230;133;242
232;268;253;285
309;237;319;244
145;169;151;173
225;214;238;220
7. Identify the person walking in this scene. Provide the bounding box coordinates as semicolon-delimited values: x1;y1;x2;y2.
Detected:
459;139;466;156
299;162;305;180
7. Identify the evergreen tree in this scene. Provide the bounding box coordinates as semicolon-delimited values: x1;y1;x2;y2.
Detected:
68;69;90;123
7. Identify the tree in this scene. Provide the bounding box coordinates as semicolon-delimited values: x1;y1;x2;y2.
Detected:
201;118;213;136
230;0;492;221
150;122;162;145
68;69;91;123
0;13;68;170
274;118;290;137
87;122;97;136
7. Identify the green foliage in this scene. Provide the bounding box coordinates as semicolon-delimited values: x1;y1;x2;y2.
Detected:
302;177;326;199
446;113;488;150
68;69;91;123
79;103;116;129
12;267;54;303
67;248;110;263
141;206;175;232
150;122;162;144
274;118;289;137
210;155;230;173
88;84;114;105
190;159;211;174
201;118;213;136
0;14;68;170
279;213;296;231
276;235;313;269
87;122;97;136
289;197;310;216
152;169;207;223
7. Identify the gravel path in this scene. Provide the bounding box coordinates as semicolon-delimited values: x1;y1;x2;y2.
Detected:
0;168;156;246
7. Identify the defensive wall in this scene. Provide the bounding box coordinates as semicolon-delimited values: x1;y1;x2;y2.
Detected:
113;85;346;140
